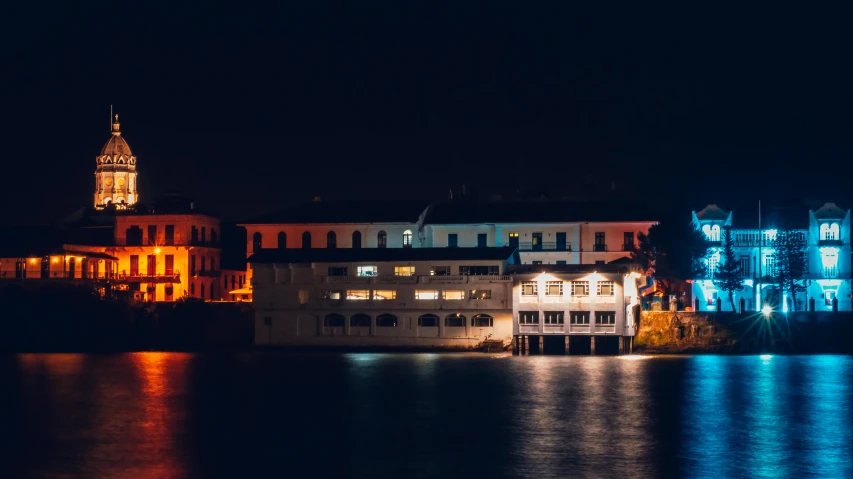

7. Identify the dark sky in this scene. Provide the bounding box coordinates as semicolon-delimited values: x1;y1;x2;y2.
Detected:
1;2;851;223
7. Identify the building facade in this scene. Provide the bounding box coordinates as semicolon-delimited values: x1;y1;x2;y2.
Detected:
250;247;517;348
692;203;852;312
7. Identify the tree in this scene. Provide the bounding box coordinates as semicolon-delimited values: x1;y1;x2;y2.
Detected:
716;227;743;310
773;229;809;311
632;218;711;298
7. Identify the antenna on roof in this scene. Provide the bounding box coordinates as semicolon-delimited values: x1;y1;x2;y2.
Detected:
110;104;113;132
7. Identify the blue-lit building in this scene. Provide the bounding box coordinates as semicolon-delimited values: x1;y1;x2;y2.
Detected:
692;202;851;312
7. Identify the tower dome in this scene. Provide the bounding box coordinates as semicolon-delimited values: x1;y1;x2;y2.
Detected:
94;113;139;209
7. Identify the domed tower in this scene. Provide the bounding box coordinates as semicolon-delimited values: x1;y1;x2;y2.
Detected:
94;114;138;209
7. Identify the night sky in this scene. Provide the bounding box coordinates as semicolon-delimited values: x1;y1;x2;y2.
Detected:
2;2;851;224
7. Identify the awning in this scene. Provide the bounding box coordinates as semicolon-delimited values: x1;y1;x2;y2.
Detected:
228;287;252;295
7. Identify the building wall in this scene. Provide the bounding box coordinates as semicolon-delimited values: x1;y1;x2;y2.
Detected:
242;223;421;253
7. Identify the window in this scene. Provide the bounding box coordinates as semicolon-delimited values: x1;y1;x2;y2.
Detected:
416;290;439;300
418;314;439;327
765;255;777;277
201;227;206;243
346;290;370;300
472;314;493;327
460;265;499;275
190;283;195;295
594;232;605;251
572;281;589;296
324;314;345;327
126;225;143;246
403;230;413;247
521;281;538;296
321;290;343;300
201;283;205;299
298;290;309;305
707;256;718;277
477;233;487;247
508;232;519;248
394;266;415;276
532;232;543;250
546;281;563;296
431;266;451;276
556;260;567;265
623;232;634;250
570;312;590;325
252;232;262;253
445;314;466;327
377;231;387;248
352;231;362;248
469;290;491;300
277;232;286;249
377;314;398;327
327;267;348;277
595;311;616;325
448;234;458;248
165;225;174;245
357;266;377;276
147;255;156;275
130;255;139;275
825;290;836;306
210;257;215;271
519;311;539;324
165;285;173;297
165;255;174;275
191;226;199;243
545;311;564;324
350;314;371;327
532;261;543;265
201;256;206;273
147;225;157;245
740;255;751;276
821;223;840;241
211;229;217;245
597;281;614;296
443;290;464;300
556;232;568;251
327;231;337;248
190;255;196;275
373;290;396;300
302;231;311;249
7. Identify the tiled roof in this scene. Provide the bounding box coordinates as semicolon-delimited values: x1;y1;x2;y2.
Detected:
243;200;432;224
100;133;133;157
423;200;658;224
695;204;730;221
248;246;519;264
812;202;848;220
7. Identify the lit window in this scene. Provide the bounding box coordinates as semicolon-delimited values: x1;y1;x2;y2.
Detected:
597;281;614;296
544;311;564;324
508;232;519;248
346;290;370;300
415;290;439;300
571;281;589;296
546;281;563;296
321;290;342;300
469;290;491;300
395;265;415;276
357;266;377;276
403;230;413;247
519;311;539;324
595;311;616;325
521;281;538;296
373;290;396;300
377;231;387;248
570;311;590;325
443;290;464;300
298;290;309;305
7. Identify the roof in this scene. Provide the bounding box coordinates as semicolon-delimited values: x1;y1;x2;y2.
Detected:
695;204;730;221
243;200;432;224
100;132;133;157
422;200;658;224
64;250;118;260
812;202;848;221
248;246;519;264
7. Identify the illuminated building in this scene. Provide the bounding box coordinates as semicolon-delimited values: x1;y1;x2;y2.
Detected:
691;202;851;311
94;114;138;209
250;247;516;347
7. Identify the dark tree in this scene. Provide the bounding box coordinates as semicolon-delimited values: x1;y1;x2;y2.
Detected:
773;229;809;310
632;219;711;297
716;227;743;310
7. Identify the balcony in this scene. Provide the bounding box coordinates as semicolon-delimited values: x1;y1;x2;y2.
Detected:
818;238;843;247
376;275;417;283
326;276;371;284
424;275;466;283
806;271;852;280
592;244;606;252
118;271;181;283
518;242;571;252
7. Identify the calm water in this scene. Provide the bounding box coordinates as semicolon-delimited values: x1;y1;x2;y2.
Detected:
2;353;853;479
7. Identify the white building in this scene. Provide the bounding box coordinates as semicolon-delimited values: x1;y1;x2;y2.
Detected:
692;202;852;312
250;247;518;348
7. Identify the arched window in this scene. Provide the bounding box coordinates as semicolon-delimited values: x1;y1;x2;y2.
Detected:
403;229;413;247
418;314;439;327
829;223;840;240
821;223;829;239
445;314;466;327
302;231;311;249
472;314;494;327
324;313;346;327
277;232;287;249
377;230;387;248
702;224;711;240
352;231;362;249
376;313;398;327
252;232;262;253
350;313;371;327
327;231;337;248
710;225;720;242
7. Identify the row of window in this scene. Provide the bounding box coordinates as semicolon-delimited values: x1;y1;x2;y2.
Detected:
521;280;614;296
326;265;501;277
320;313;494;328
518;311;616;325
126;225;217;246
317;289;494;301
253;230;414;252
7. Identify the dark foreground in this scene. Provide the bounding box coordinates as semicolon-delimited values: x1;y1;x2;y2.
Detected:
2;353;852;479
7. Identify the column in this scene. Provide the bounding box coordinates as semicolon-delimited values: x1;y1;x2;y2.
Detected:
538;336;544;355
523;335;529;355
565;335;570;355
513;335;519;355
590;336;596;355
618;336;624;355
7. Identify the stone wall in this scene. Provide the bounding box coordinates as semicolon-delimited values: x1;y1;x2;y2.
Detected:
635;311;736;353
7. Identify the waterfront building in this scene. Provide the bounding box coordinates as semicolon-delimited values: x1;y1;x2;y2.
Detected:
692;202;851;312
250;247;517;347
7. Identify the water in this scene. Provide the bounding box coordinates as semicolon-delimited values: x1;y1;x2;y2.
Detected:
2;353;852;479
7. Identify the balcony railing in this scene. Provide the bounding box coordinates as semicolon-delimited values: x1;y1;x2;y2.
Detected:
118;272;181;283
322;275;511;284
592;244;607;252
818;239;843;247
518;242;572;252
376;275;417;283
